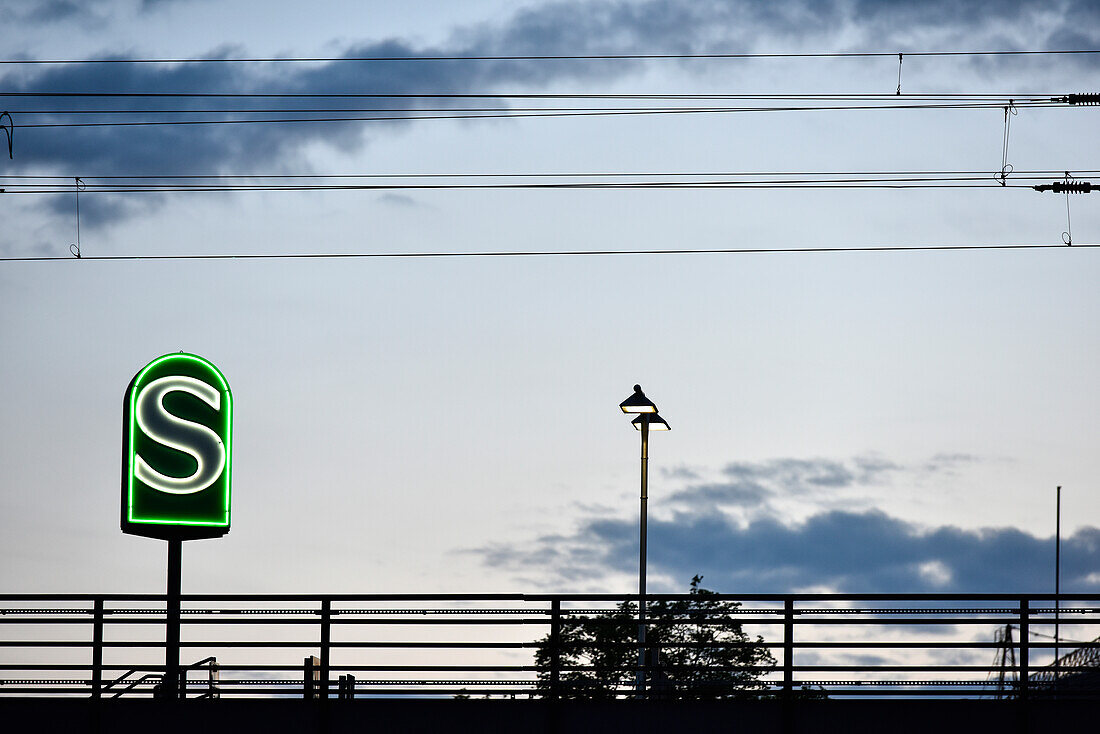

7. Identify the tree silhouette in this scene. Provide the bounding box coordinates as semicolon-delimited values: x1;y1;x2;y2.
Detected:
534;576;776;699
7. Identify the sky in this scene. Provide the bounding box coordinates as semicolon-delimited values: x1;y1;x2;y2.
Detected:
1;0;1098;603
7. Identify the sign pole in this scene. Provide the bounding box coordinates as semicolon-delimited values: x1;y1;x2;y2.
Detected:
166;538;182;699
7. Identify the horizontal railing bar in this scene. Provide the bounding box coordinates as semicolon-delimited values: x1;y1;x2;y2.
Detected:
3;609;1098;618
3;593;1100;602
789;665;1098;672
15;675;1059;686
5;607;1098;616
0;689;1090;697
1;641;517;648
4;640;1096;650
4;663;1095;674
171;615;1100;625
522;593;1100;602
4;616;1100;630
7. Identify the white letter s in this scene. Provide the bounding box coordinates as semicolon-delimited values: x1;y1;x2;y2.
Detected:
134;376;226;495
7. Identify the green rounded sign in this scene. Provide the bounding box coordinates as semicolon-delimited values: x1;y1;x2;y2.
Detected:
121;353;233;540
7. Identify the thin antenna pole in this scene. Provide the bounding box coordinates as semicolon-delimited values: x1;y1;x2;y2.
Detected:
1055;486;1061;684
635;417;649;699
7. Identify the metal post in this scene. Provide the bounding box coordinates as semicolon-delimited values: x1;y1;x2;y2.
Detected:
1054;485;1061;689
635;417;649;698
304;656;319;698
782;598;794;697
1018;599;1029;700
338;674;355;699
208;660;220;699
320;599;332;700
166;539;182;700
549;599;562;700
91;597;104;699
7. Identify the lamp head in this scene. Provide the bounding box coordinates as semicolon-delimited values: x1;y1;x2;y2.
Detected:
619;384;658;414
632;413;670;431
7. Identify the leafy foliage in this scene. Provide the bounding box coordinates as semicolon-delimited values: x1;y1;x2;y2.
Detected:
534;576;776;699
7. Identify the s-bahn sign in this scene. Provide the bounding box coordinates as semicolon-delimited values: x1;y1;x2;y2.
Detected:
122;353;233;539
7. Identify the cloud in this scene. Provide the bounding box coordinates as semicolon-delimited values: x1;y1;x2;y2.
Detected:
668;482;772;508
665;455;898;509
722;456;899;491
482;504;1100;593
471;454;1100;593
3;0;201;26
18;1;101;25
377;193;420;208
661;465;701;480
140;0;204;10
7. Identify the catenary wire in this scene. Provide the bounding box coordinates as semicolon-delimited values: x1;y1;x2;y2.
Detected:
0;182;1053;193
4;169;1093;179
2;100;1071;129
2;49;1098;64
0;95;1069;112
0;92;1071;99
2;100;1063;115
2;243;1096;263
3;170;1093;193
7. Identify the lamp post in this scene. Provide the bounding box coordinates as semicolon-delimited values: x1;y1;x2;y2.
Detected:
619;385;670;699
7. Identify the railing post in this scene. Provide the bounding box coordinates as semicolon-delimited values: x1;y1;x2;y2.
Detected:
304;656;320;698
549;599;562;700
338;674;355;699
91;597;104;699
208;660;220;699
319;599;331;700
782;598;794;698
1018;598;1029;700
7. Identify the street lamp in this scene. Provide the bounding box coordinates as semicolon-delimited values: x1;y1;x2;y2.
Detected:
618;384;670;698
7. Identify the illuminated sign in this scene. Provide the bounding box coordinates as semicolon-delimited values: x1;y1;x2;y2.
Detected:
122;353;233;539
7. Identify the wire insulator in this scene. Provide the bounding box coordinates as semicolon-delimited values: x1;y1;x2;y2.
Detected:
1033;181;1094;193
1067;93;1100;105
1054;181;1093;193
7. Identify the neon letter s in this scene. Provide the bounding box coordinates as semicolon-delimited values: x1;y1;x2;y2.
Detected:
134;376;226;495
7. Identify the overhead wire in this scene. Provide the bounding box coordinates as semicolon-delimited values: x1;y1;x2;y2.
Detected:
0;180;1070;194
2;94;1079;111
0;93;1081;133
3;99;1067;113
4;169;1094;178
2;242;1096;263
3;170;1095;194
2;49;1098;64
0;91;1072;99
0;100;1073;129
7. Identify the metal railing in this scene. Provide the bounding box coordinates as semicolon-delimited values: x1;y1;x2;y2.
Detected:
1;593;1098;699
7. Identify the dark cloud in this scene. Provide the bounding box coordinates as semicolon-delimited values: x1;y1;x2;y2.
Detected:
26;0;84;23
850;0;1100;38
5;0;113;26
668;482;772;508
719;455;898;494
471;453;1100;593
3;0;200;25
140;0;203;10
477;504;1100;593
